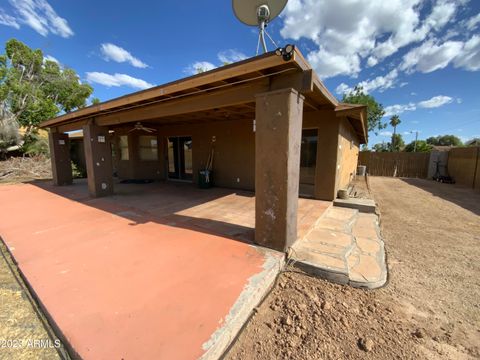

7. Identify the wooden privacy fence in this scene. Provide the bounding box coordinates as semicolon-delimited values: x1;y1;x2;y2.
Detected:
359;152;430;178
447;146;480;191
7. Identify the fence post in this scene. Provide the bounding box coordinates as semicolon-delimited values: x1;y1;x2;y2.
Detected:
473;146;480;189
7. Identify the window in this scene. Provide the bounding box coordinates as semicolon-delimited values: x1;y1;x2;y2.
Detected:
119;135;129;160
139;135;158;161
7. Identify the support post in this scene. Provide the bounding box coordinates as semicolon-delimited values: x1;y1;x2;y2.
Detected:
83;120;113;197
255;88;304;251
48;129;72;186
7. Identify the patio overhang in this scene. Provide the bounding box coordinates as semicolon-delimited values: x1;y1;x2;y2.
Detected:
41;47;367;252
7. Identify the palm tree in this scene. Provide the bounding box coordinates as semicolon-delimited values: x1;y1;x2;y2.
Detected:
390;115;401;151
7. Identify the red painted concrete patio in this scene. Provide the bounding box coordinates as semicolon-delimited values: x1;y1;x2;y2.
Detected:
0;180;329;359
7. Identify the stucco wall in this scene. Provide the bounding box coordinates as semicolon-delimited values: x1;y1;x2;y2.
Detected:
113;118;256;190
336;117;360;191
303;110;340;200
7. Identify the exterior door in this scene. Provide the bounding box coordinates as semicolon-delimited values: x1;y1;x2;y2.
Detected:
167;136;193;181
299;129;318;197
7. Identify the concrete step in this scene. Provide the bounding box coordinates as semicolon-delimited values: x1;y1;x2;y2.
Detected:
333;197;376;213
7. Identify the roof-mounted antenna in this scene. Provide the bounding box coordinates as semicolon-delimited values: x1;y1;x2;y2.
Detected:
232;0;288;55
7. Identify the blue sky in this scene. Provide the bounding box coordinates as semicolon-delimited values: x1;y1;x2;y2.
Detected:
0;0;479;146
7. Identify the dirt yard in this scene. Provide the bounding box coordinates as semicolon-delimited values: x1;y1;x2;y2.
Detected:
226;177;480;359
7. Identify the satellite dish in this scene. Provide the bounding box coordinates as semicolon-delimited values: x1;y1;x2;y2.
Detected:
232;0;288;54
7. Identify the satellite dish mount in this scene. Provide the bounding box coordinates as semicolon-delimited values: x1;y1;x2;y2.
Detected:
233;0;288;55
256;5;272;54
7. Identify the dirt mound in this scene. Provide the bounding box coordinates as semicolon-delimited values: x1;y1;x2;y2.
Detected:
226;270;423;360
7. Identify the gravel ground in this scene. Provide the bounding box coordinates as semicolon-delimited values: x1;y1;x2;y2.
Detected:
225;177;480;359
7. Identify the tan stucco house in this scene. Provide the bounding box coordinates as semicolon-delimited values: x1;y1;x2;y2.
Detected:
40;47;367;252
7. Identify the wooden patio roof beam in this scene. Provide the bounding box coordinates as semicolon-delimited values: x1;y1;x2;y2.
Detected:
96;80;270;127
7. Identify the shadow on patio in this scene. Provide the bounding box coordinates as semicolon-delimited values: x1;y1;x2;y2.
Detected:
30;179;329;246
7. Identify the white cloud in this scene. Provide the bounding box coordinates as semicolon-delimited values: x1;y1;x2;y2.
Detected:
0;8;20;28
335;69;399;95
185;50;247;76
43;54;59;63
400;39;463;73
384;94;456;117
384;103;417;117
453;35;480;71
418;95;453;108
8;0;73;38
401;34;480;73
184;61;216;75
218;49;247;64
85;72;154;90
100;43;148;69
335;83;351;95
307;49;361;79
280;0;464;78
465;13;480;31
403;130;420;135
367;57;379;67
380;131;393;137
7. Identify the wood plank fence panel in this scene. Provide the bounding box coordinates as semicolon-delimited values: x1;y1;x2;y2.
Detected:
447;147;480;191
359;152;430;178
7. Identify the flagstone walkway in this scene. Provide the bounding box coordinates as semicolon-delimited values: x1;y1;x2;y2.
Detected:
290;206;387;289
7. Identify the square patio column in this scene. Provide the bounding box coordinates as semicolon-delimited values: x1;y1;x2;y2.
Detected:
83;120;113;197
255;88;304;252
48;130;72;186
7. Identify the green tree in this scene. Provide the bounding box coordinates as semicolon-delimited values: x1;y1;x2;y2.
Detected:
404;140;432;152
342;86;386;134
91;97;101;105
389;115;401;151
0;39;93;140
426;135;463;147
372;142;389;152
390;133;405;152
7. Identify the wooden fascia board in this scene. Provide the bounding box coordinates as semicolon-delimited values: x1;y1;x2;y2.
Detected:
292;48;311;71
